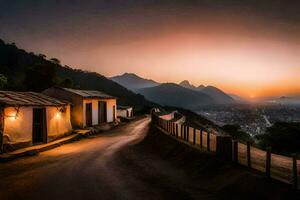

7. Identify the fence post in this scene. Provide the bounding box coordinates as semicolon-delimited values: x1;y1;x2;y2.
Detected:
176;124;178;138
173;123;175;136
200;130;203;148
186;126;189;142
184;125;187;140
193;128;196;145
247;141;252;168
166;120;168;131
166;121;169;132
233;140;238;163
266;147;272;178
180;124;183;139
216;136;233;161
207;131;210;151
292;154;298;189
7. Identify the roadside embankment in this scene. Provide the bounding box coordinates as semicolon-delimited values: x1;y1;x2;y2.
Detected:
112;124;299;200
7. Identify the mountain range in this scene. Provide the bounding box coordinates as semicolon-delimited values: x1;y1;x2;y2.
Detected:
111;73;159;92
178;80;235;104
111;73;236;108
0;39;153;108
138;83;213;109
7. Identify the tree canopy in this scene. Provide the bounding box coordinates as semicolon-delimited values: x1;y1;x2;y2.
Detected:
23;64;57;92
0;74;8;89
256;122;300;155
222;124;253;143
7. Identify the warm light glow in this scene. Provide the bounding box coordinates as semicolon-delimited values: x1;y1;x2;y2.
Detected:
10;115;17;121
6;111;18;121
55;112;61;119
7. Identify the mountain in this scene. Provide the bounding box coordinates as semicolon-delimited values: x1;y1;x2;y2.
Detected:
179;80;205;91
179;80;197;90
138;83;214;109
0;39;153;108
229;94;247;103
201;86;235;104
179;80;235;104
111;73;160;92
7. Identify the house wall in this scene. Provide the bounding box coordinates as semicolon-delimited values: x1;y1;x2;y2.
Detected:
43;88;83;128
47;105;72;141
3;105;72;145
3;107;32;144
117;109;127;118
82;98;117;127
117;108;133;118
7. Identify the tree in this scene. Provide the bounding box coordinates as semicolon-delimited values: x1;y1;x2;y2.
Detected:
222;124;253;143
50;58;61;65
38;54;46;59
59;77;74;88
256;122;300;155
23;64;56;92
0;74;8;89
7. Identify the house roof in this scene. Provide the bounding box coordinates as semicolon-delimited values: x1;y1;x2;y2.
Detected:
117;105;132;110
0;91;68;107
60;88;115;99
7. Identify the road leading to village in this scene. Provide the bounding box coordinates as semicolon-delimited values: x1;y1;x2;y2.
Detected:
0;116;297;200
0;117;151;200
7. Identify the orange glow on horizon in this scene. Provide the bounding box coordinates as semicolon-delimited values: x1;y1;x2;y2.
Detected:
6;6;299;99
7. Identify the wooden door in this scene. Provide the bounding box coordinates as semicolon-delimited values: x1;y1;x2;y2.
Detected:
32;108;47;144
85;103;93;127
98;101;107;123
113;105;116;122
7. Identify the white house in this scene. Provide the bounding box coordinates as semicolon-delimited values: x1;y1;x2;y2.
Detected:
117;106;133;118
0;91;72;152
43;87;117;128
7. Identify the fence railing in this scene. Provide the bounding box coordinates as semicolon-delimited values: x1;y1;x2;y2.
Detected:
153;115;299;189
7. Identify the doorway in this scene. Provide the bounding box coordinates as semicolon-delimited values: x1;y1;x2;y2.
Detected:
32;108;47;144
113;105;116;122
98;101;107;124
85;103;93;127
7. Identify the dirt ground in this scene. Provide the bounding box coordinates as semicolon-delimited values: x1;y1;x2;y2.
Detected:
0;117;299;200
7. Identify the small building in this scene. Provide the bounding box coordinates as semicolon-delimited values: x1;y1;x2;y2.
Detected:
117;106;133;118
43;87;117;128
0;91;72;152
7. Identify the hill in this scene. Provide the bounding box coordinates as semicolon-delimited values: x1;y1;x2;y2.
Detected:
201;86;235;104
138;83;213;109
0;39;152;108
179;80;235;104
111;73;159;92
229;93;247;102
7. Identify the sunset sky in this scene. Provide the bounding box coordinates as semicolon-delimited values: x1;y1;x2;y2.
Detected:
0;0;299;98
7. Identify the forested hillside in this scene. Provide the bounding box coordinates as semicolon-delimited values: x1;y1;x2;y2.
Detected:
0;39;153;107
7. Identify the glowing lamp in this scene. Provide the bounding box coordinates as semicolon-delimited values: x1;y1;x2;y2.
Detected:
8;112;18;121
55;112;61;119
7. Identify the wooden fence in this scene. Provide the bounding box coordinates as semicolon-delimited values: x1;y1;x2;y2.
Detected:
154;116;300;189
